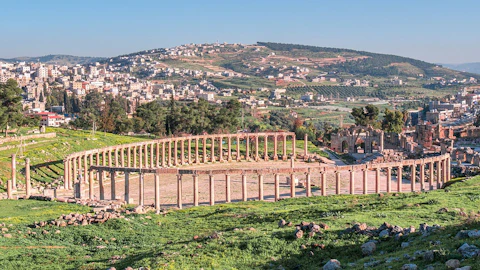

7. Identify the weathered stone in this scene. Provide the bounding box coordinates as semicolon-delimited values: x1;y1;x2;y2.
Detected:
3;234;12;238
319;223;329;230
278;219;286;228
361;241;376;256
455;230;470;239
423;250;434;262
401;263;417;270
456;266;472;270
323;259;341;270
294;229;304;239
445;259;460;269
401;242;410;249
363;260;381;268
310;224;321;233
457;243;480;258
467;229;480;238
379;229;389;238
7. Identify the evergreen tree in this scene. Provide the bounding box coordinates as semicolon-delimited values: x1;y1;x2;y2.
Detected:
0;79;25;136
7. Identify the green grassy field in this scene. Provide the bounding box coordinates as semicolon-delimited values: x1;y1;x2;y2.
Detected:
0;177;479;269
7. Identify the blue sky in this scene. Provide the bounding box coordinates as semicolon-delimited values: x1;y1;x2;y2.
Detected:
1;0;478;63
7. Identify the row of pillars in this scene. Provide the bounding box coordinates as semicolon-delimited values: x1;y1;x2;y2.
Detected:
7;154;32;199
87;156;451;211
64;134;297;191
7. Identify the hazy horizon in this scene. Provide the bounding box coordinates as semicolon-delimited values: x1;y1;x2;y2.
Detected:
1;0;479;64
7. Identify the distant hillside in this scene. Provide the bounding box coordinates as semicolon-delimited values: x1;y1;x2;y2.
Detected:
257;42;480;79
443;62;480;75
0;54;104;66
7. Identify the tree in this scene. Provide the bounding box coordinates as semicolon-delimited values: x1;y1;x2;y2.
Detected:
351;105;379;127
381;108;404;133
0;79;25;136
136;100;166;135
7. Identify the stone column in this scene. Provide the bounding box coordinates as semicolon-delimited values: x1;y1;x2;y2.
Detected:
7;180;13;199
264;135;269;161
210;137;215;163
73;157;78;188
203;138;207;163
436;160;441;189
89;166;94;199
349;170;355;195
227;136;232;161
115;148;119;167
187;139;192;165
63;159;68;190
258;174;264;200
193;174;199;206
25;158;31;197
133;146;137;168
429;162;434;189
306;172;311;197
168;141;172;167
139;145;143;168
447;157;451;182
121;147;125;168
154;173;160;212
442;158;447;184
225;174;231;203
99;169;104;200
11;154;16;190
195;138;199;164
124;172;130;203
219;136;223;162
273;135;278;160
174;140;178;166
110;171;116;200
245;135;250;161
397;166;403;192
274;173;280;201
411;164;416;191
375;168;380;193
150;143;154;168
255;135;259;161
144;144;148;168
209;174;215;206
83;154;88;184
127;146;130;167
180;140;185;165
335;171;340;195
177;174;183;209
162;142;166;167
156;142;160;167
420;163;425;191
290;173;295;198
139;173;144;206
363;169;368;194
282;135;287;161
321;172;327;196
304;134;308;157
77;156;82;183
386;167;392;193
236;136;241;161
242;174;247;201
292;134;296;160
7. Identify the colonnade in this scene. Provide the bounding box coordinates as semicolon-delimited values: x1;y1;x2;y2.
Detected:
63;132;297;192
86;154;451;211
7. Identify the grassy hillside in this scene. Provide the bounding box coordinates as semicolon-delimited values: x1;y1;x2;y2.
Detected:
0;128;148;190
258;42;480;80
0;177;479;269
